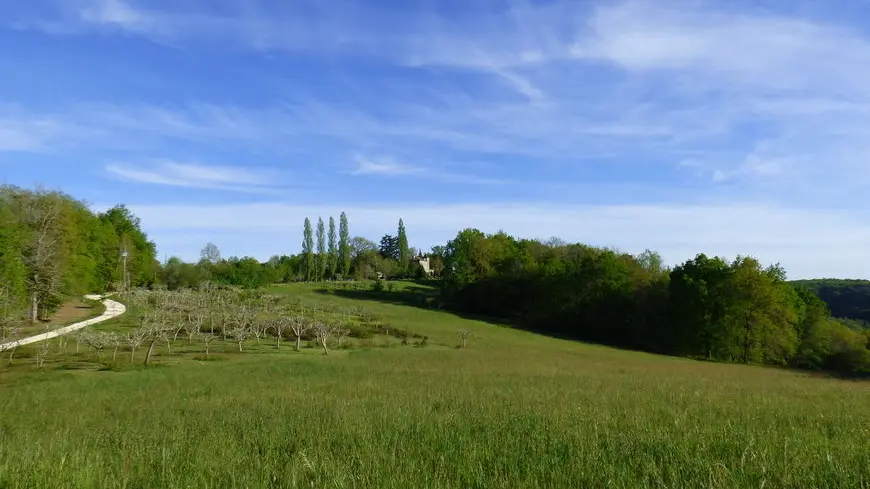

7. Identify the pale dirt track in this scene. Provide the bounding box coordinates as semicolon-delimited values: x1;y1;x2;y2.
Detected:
0;295;126;352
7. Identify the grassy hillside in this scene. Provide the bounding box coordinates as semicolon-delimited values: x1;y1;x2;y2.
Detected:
792;279;870;327
1;282;868;488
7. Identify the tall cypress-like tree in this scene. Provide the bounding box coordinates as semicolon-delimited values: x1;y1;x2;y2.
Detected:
316;217;326;281
302;218;314;282
327;217;337;279
338;212;351;278
397;218;410;277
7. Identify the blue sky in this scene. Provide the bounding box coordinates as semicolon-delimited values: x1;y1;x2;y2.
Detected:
2;0;870;279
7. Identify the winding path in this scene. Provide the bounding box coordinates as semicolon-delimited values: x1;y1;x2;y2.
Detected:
0;295;127;352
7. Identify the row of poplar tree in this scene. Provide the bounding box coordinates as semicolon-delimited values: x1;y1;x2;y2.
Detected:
0;186;158;322
299;215;414;280
160;216;422;290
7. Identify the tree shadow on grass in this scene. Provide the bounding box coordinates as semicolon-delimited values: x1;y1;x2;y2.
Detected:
312;286;516;329
315;286;870;380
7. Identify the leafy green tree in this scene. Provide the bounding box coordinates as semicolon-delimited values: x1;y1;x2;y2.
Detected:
0;192;28;312
725;257;798;364
379;234;399;260
790;278;870;324
827;324;870;373
99;205;158;288
349;236;380;279
792;286;834;369
327;216;338;279
162;257;203;290
667;254;734;359
302;218;314;281
233;257;268;289
339;212;351;278
351;236;378;257
264;254;301;283
443;228;490;288
636;249;665;275
378;256;398;279
316;217;326;281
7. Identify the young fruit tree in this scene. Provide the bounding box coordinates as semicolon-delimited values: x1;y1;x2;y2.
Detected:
160;326;173;354
313;322;334;355
0;320;20;363
125;328;147;363
229;326;249;352
458;329;472;349
82;330;109;361
143;327;171;366
184;310;205;344
199;332;218;358
290;317;312;352
272;316;290;349
107;332;121;362
35;339;51;369
250;318;268;345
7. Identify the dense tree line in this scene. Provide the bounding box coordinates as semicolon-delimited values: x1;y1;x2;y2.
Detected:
157;215;430;290
8;185;860;376
439;229;870;375
0;186;158;322
789;279;870;328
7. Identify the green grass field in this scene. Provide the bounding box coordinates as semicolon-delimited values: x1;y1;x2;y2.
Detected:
1;282;868;488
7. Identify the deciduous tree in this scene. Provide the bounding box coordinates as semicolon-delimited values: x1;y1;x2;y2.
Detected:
200;243;221;264
339;212;351;278
327;217;338;279
290;316;312;352
397;218;410;276
313;322;334;355
302;218;314;282
316;218;326;281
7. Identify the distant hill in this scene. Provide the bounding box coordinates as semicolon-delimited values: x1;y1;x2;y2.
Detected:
791;279;870;329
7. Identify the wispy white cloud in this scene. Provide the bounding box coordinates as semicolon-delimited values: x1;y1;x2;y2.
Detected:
0;109;107;151
0;102;305;153
352;155;424;176
0;122;47;152
580;1;870;96
105;161;282;192
350;154;510;186
79;0;152;28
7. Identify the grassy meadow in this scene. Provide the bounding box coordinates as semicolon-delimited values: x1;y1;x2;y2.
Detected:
0;282;868;488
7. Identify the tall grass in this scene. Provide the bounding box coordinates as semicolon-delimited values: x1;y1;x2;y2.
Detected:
0;283;867;488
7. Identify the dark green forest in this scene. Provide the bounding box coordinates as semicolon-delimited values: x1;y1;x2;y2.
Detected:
435;229;869;376
790;279;870;328
2;185;868;376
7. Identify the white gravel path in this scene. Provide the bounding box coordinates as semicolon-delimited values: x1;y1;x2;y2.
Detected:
0;295;126;352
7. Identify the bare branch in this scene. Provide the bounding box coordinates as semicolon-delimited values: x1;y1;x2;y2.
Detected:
312;322;334;355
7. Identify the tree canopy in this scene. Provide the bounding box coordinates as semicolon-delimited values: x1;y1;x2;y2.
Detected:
438;229;870;376
0;186;158;321
790;279;870;327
